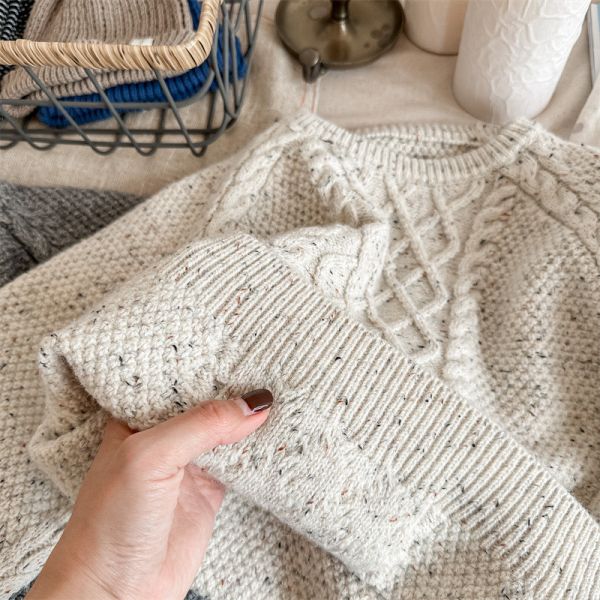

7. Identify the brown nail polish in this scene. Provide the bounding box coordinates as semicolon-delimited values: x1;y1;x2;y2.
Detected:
241;389;273;414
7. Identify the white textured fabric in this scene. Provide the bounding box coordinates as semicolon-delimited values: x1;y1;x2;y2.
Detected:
2;113;600;599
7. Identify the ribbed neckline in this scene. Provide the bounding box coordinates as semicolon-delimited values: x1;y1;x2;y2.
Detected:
290;111;540;184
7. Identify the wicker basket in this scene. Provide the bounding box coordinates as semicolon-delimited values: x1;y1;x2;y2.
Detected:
0;0;261;156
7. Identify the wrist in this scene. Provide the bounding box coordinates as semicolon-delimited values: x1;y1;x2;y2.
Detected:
27;577;118;600
26;555;120;600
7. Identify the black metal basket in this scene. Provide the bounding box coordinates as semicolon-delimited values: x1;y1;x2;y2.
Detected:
0;0;261;156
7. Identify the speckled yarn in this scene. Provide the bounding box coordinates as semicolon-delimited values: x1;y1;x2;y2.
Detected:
0;180;141;600
2;112;600;599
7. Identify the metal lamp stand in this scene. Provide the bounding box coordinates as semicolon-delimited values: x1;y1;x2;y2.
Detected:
276;0;404;81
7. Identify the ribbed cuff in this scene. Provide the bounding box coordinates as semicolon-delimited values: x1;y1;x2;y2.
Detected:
160;235;600;595
31;234;600;596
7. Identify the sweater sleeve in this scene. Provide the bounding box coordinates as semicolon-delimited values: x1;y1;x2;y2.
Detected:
30;234;600;594
529;137;600;518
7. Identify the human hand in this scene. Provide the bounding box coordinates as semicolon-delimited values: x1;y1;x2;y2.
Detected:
26;390;273;600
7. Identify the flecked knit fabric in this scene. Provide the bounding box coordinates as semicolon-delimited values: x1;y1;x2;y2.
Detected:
0;180;140;600
2;113;600;599
6;582;30;600
0;0;33;80
0;0;195;119
0;181;140;286
35;0;247;128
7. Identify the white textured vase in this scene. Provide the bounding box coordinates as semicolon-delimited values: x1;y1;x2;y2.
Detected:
404;0;468;55
453;0;590;123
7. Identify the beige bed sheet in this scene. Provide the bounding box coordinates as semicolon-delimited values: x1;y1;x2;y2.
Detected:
0;0;591;196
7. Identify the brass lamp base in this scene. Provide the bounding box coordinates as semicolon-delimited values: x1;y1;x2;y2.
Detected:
276;0;404;82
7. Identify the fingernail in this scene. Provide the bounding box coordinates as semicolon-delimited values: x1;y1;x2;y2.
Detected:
237;389;273;416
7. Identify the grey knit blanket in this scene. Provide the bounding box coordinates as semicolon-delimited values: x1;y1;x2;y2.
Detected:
8;581;208;600
0;181;141;286
9;579;209;598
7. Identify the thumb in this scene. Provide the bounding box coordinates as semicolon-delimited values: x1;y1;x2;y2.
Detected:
132;390;273;469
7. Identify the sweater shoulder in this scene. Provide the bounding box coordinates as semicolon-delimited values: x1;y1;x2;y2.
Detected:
520;130;600;262
527;129;600;197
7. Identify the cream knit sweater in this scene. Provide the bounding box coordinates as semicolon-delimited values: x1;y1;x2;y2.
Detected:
2;113;600;599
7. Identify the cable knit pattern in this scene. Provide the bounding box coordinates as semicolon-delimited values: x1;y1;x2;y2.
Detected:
1;112;600;599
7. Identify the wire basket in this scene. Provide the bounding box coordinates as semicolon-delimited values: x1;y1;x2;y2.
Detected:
0;0;261;156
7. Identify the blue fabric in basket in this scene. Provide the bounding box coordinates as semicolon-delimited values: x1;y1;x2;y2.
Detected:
36;0;246;128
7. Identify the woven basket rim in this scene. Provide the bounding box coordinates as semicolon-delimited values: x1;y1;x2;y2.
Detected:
0;0;222;71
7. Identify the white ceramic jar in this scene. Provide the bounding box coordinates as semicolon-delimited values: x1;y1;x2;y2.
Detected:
453;0;590;123
404;0;469;55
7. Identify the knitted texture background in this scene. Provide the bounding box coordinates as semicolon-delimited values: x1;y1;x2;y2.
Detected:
0;0;194;118
0;181;140;286
1;113;600;598
34;0;247;128
0;0;33;80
